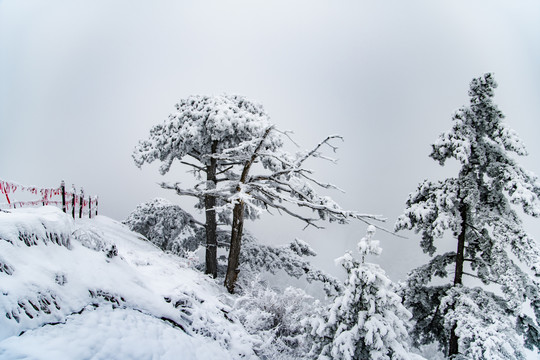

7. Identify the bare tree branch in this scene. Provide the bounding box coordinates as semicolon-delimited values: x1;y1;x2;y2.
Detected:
180;161;206;172
296;135;343;166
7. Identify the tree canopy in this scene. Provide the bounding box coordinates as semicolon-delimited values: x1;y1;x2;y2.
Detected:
395;73;540;359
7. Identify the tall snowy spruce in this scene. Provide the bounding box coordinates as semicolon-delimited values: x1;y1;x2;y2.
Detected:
312;226;419;360
395;74;540;359
133;95;272;278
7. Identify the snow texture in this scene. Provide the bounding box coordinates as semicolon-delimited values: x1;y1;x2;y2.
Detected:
0;207;260;359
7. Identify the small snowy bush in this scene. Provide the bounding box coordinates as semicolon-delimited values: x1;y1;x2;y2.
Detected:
239;236;341;296
232;276;317;359
124;198;204;255
73;224;117;258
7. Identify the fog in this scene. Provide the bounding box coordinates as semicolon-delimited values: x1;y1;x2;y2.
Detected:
2;0;539;280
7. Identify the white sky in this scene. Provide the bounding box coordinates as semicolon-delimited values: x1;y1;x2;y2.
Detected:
1;0;540;280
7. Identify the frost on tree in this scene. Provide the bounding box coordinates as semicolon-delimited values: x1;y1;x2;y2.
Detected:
123;198;205;256
232;278;318;360
216;128;384;293
133;94;383;292
240;236;342;296
312;226;418;360
395;73;540;359
133;95;272;278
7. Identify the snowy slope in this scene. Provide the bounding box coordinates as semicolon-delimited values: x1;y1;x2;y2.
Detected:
0;207;258;360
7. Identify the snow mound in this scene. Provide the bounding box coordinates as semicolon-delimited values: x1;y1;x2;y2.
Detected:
0;207;258;359
0;206;72;248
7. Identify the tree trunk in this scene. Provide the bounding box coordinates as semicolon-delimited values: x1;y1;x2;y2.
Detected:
223;127;273;293
205;141;218;278
224;201;244;293
449;203;467;357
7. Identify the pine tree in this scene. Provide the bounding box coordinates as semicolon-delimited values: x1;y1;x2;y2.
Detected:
395;73;540;359
313;226;418;360
133;95;273;278
219;131;384;293
134;94;383;293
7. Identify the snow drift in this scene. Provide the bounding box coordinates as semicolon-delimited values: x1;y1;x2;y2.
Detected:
0;207;259;359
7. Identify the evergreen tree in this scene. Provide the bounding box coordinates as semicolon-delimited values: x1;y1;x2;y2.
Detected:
219;131;384;293
395;73;540;359
133;95;273;278
313;226;418;360
134;94;383;293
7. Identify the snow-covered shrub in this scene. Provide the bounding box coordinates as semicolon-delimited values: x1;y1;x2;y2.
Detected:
232;276;317;359
73;224;117;258
161;288;261;358
239;236;341;296
123;198;204;255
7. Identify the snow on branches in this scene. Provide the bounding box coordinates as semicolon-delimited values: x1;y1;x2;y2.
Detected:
239;236;342;296
430;73;528;167
123;198;204;256
133;94;273;176
133;93;383;292
312;226;418;360
220;131;385;229
395;73;540;358
395;179;461;256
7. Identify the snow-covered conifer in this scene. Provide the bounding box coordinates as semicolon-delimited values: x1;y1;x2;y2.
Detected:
134;94;382;292
313;226;418;360
220;130;384;293
395;73;540;359
133;95;274;277
123;198;204;255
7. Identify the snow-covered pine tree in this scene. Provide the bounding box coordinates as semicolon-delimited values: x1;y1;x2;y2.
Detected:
312;225;418;360
123;198;205;255
133;95;274;278
395;73;540;359
217;130;385;293
134;94;383;292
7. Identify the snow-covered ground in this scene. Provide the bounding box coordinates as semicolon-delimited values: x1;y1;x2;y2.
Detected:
0;207;258;360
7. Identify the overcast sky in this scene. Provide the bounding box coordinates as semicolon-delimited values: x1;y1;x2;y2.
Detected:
1;0;539;280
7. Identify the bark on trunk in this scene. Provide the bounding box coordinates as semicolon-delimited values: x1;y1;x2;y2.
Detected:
223;127;273;293
224;201;244;293
448;203;467;358
204;141;218;278
453;204;467;286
